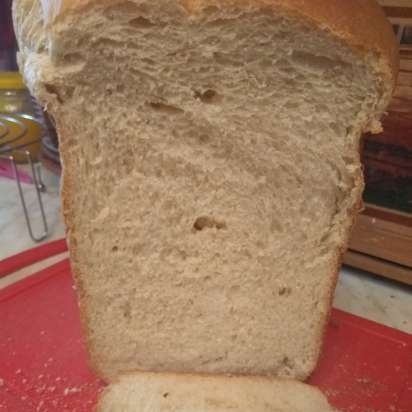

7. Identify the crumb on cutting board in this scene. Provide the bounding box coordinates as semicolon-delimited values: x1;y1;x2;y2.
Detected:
63;386;81;396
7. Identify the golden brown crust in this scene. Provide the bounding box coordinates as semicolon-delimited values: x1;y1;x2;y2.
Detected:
96;372;334;412
56;121;107;379
290;0;399;82
28;0;398;86
310;167;365;377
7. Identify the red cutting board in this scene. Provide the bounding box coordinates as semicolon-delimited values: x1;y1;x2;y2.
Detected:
0;240;411;412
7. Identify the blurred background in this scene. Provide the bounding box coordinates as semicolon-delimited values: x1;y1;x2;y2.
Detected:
0;0;17;71
0;0;63;256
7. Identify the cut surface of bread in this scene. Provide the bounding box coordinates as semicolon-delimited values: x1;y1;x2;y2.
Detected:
97;372;337;412
14;0;397;381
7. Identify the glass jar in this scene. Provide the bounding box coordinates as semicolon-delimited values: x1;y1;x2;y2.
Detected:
0;72;43;163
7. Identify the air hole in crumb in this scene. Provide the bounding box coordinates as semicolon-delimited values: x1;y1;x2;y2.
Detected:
213;51;241;67
128;16;154;28
116;84;125;93
62;53;83;65
278;287;291;296
193;216;226;231
320;232;331;243
112;246;119;252
291;51;340;72
122;302;131;319
282;356;294;369
270;217;283;232
342;155;355;165
65;87;75;99
37;44;46;54
318;247;329;257
329;122;341;135
148;101;184;114
284;101;299;110
346;126;353;136
208;18;233;26
199;134;210;143
141;58;155;65
44;84;63;104
194;89;219;103
163;393;169;398
203;5;219;14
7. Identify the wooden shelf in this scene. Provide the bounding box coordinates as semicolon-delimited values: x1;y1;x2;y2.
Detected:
378;0;412;7
344;250;412;286
344;205;412;285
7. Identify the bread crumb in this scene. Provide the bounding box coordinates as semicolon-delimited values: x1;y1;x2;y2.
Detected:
357;377;372;385
36;400;44;411
324;388;340;397
36;384;46;394
15;369;22;374
64;386;81;395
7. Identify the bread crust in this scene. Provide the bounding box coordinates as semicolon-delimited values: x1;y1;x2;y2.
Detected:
17;0;399;83
13;0;398;382
96;371;335;412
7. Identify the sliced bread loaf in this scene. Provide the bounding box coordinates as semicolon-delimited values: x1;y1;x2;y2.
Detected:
13;0;397;381
97;372;337;412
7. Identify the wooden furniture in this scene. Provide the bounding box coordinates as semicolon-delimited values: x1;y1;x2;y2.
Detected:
345;205;412;285
344;2;412;285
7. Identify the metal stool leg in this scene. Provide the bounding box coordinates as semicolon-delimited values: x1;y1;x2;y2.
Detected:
9;151;48;242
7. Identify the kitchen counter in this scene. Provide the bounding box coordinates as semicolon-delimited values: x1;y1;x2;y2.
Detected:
1;165;411;333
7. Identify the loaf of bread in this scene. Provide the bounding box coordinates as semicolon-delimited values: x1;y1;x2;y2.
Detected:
14;0;397;381
97;372;337;412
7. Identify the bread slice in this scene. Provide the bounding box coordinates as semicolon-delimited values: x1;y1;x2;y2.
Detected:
13;0;397;381
97;372;337;412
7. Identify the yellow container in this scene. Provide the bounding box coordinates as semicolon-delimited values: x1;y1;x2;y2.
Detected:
0;72;42;163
